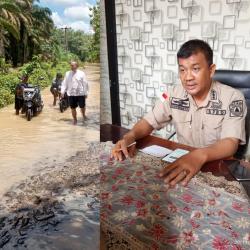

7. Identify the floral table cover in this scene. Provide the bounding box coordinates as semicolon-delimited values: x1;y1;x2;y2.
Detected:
100;142;250;250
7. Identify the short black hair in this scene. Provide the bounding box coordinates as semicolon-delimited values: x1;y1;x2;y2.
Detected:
21;74;29;80
22;74;28;78
177;39;213;66
56;72;63;78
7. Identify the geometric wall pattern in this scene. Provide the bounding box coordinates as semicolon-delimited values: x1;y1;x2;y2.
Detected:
115;0;250;138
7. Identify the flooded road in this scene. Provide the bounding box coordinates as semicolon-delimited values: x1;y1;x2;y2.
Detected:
0;64;100;249
0;64;100;196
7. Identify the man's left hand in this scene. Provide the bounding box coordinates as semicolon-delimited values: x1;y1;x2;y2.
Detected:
159;149;206;187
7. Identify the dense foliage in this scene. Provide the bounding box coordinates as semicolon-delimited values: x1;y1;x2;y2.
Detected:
89;1;100;62
53;29;92;63
0;0;100;108
0;0;100;67
0;0;54;66
0;57;70;108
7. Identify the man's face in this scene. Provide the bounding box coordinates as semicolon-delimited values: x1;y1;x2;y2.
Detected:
70;62;78;71
178;52;215;99
22;76;28;83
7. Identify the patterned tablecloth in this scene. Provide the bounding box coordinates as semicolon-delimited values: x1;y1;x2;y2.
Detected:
100;142;250;250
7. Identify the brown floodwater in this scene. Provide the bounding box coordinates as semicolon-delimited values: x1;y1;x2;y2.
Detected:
0;64;100;249
0;64;100;196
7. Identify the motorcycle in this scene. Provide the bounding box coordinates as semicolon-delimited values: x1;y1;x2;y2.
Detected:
22;77;44;121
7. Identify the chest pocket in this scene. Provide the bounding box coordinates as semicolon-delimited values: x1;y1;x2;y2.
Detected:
202;116;223;146
75;76;83;81
173;112;192;145
72;76;82;89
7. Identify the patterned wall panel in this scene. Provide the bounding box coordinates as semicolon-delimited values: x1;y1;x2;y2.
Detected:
115;0;250;138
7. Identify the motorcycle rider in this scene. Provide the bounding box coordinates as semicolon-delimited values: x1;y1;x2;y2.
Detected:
15;74;29;115
50;72;63;106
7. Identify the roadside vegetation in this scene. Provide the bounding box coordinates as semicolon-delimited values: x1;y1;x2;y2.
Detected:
0;0;100;108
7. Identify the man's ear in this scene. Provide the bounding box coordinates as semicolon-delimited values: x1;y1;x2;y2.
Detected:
209;64;216;78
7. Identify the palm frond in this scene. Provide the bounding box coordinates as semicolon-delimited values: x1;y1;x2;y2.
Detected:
0;2;22;13
0;17;20;40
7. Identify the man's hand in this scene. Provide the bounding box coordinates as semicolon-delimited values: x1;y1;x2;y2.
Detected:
159;138;239;187
111;119;154;161
159;149;207;187
111;138;136;161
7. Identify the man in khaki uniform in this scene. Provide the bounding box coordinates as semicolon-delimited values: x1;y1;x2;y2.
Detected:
145;80;246;148
112;39;247;187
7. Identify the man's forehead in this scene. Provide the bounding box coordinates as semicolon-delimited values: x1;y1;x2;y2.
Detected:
178;52;207;65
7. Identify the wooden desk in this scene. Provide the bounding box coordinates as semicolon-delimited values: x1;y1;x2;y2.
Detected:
100;123;235;181
100;124;250;250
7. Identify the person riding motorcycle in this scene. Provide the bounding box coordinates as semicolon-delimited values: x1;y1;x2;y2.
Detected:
50;72;63;106
15;74;29;115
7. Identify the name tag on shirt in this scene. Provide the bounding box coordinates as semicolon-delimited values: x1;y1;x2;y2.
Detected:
162;148;189;163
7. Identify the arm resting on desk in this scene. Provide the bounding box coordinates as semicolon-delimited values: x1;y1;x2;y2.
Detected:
198;137;239;163
111;119;153;161
160;137;239;187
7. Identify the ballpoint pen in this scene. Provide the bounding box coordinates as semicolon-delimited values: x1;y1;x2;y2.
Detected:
117;141;137;151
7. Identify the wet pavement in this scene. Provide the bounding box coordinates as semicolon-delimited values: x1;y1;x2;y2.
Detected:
0;64;99;195
0;64;100;249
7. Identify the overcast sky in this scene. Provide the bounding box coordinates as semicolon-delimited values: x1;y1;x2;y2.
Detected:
38;0;96;33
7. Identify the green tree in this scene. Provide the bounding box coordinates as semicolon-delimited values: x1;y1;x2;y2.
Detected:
0;0;22;56
27;4;54;61
88;1;100;62
0;0;91;68
2;1;54;66
52;28;91;62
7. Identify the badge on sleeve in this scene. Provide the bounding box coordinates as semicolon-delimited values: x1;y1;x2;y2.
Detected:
160;92;168;102
229;100;243;117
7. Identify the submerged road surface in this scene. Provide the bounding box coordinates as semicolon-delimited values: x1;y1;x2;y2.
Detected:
0;64;100;250
0;64;100;196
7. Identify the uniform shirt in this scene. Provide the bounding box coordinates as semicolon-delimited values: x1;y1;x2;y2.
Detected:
61;69;89;97
144;81;247;148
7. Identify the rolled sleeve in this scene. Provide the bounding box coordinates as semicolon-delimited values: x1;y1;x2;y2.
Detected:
220;91;247;145
143;99;172;130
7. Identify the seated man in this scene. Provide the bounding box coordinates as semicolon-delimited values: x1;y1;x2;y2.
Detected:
112;39;246;188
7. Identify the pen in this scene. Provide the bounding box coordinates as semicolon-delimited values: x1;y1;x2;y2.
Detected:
110;141;137;161
117;141;137;151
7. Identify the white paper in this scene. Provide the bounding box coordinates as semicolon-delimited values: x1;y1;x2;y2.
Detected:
162;148;189;163
139;145;173;158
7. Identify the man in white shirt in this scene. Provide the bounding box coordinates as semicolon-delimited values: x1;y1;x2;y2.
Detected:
61;61;89;125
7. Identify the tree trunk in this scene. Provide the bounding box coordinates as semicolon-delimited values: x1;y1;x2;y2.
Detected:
23;29;29;63
9;35;18;67
0;29;5;58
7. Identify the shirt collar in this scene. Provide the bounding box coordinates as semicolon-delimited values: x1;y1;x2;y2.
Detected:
186;80;217;108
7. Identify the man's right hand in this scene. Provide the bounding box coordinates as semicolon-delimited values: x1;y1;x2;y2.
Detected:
111;138;136;161
111;119;154;161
